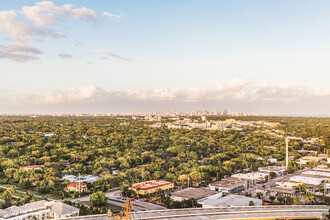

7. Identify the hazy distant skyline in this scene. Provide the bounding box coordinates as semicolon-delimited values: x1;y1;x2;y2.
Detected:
0;0;329;115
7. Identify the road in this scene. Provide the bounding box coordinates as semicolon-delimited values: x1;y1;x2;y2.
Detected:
246;168;309;197
62;205;330;220
71;189;166;211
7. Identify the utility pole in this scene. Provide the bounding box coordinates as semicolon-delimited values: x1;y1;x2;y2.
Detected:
268;166;270;182
285;137;303;168
285;138;289;168
79;173;81;198
188;175;190;188
142;166;144;182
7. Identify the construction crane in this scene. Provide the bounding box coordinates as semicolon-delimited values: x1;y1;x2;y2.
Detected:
124;199;133;220
285;136;303;167
106;199;136;220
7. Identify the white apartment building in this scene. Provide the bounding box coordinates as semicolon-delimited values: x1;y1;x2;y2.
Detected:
0;200;79;220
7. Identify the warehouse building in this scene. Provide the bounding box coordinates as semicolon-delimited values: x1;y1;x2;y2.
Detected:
198;194;262;208
209;177;247;194
171;188;218;202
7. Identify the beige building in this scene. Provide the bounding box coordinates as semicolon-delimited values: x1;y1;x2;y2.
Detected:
209;177;247;194
276;180;301;190
129;180;174;196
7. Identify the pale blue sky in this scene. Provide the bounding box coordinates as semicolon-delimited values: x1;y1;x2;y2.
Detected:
0;0;329;114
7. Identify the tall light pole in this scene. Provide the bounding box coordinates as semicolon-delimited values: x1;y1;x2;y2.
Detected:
285;137;303;168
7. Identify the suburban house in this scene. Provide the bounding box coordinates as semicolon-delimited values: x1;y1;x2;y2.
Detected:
23;165;41;171
67;182;88;192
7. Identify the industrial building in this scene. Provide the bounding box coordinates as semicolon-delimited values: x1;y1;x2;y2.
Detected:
232;172;268;183
198;194;262;208
171;187;218;201
301;170;330;179
258;166;286;177
209;177;247;194
289;175;324;186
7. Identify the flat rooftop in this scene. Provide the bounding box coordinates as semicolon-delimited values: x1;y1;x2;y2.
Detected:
171;188;217;200
232;172;268;180
258;166;286;172
210;177;246;189
302;170;330;178
199;194;262;207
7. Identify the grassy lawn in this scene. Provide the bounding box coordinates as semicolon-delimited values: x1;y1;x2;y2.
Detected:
80;201;122;212
0;183;61;201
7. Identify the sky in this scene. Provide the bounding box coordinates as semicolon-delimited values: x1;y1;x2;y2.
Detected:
0;0;329;115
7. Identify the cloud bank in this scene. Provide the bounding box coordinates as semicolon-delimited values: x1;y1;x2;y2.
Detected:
2;80;329;115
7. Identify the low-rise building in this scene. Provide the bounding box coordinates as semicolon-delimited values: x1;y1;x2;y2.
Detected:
267;187;296;197
23;165;41;171
209;177;247;194
289;175;324;186
63;174;99;183
198;194;262;208
301;170;330;179
171;188;218;202
232;172;268;183
67;182;88;192
258;166;286;177
0;200;79;220
268;158;278;164
298;156;324;165
276;180;301;190
129;180;174;196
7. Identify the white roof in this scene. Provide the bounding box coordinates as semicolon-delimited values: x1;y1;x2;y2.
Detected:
232;172;268;179
302;171;330;178
0;200;78;218
290;175;324;185
51;202;79;215
199;194;262;207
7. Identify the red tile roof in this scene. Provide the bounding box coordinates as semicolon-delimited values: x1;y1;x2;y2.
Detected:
68;182;87;187
24;165;41;169
130;181;173;190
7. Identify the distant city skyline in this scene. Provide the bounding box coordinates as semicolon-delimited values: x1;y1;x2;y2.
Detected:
0;1;329;115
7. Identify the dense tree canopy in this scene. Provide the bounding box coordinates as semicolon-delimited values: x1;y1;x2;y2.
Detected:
0;115;328;204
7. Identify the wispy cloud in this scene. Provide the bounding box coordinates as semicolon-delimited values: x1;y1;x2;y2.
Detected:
94;49;136;61
103;12;123;19
0;44;42;62
58;53;73;59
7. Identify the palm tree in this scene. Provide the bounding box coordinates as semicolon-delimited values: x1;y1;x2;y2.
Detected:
308;193;315;204
293;197;300;205
302;194;308;204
